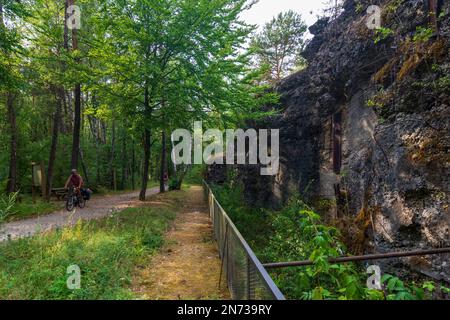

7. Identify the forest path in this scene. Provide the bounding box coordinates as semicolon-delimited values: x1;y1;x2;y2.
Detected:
0;187;160;241
132;186;229;300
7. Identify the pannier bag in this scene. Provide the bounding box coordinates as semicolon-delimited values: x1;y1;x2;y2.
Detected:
82;188;93;200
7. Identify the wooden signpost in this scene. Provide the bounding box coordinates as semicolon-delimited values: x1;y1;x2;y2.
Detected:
31;161;46;200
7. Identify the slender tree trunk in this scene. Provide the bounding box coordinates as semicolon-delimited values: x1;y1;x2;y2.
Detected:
45;0;72;200
2;4;17;193
60;93;68;134
101;120;107;144
6;93;18;193
59;0;69;135
160;131;167;193
70;0;81;170
71;85;81;169
109;120;116;190
139;129;151;200
139;86;152;201
64;0;69;50
131;139;136;190
121;129;127;190
79;148;89;186
45;90;63;201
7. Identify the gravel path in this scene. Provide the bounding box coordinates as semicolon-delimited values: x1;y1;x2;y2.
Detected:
133;186;229;300
0;187;161;242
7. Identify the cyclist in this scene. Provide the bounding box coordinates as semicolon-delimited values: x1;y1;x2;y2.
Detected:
64;169;84;197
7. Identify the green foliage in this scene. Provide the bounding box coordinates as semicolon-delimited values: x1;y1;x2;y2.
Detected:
213;177;444;300
212;181;271;250
374;27;394;44
1;0;278;202
251;10;307;83
6;196;62;222
262;197;366;300
381;275;440;300
437;75;450;88
441;286;450;294
385;0;404;16
183;165;206;185
355;2;364;14
0;192;18;224
0;206;176;299
213;180;367;300
366;99;384;108
413;26;434;43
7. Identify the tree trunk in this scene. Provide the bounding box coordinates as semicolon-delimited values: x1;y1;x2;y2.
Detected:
45;90;63;201
59;0;69;135
131;138;136;190
79;147;89;186
2;4;17;194
70;0;81;170
160;131;167;193
139;129;151;201
71;84;81;169
121;129;127;190
139;86;152;201
109;120;116;190
6;93;18;194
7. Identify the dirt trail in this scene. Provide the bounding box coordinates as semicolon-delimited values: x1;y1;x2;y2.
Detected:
133;186;229;300
0;187;160;241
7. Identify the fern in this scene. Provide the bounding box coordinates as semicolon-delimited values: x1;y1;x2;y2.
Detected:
0;192;18;224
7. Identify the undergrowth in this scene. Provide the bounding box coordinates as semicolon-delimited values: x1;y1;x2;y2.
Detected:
212;181;449;300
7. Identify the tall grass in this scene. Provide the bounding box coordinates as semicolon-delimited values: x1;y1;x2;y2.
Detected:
0;206;176;299
0;192;18;224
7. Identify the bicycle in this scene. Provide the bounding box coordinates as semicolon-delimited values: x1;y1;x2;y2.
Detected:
66;187;86;211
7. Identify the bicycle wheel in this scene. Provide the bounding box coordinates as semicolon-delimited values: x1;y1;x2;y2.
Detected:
78;197;86;209
66;196;75;211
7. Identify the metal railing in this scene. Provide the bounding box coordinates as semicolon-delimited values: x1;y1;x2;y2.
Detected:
203;181;285;300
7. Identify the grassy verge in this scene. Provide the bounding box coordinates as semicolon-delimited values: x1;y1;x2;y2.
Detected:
6;196;63;222
0;195;178;299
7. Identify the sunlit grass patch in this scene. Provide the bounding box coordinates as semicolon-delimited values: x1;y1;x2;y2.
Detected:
4;195;63;222
0;206;176;300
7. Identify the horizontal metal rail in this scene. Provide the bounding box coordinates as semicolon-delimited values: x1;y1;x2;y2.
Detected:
263;247;450;269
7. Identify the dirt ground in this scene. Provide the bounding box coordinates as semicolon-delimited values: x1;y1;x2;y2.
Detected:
0;187;161;241
132;186;230;300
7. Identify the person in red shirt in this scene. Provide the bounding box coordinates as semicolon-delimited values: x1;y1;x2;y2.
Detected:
64;169;84;194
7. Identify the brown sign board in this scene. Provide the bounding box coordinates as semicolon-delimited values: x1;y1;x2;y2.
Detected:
32;164;43;187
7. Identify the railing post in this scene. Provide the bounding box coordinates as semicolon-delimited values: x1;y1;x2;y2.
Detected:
226;222;230;293
218;221;228;289
247;256;251;300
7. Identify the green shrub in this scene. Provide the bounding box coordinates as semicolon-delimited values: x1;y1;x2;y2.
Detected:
212;178;445;300
374;27;394;44
183;165;206;185
413;26;434;43
262;197;367;300
212;182;271;251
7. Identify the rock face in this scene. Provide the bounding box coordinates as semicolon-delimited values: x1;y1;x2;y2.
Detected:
239;0;450;281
